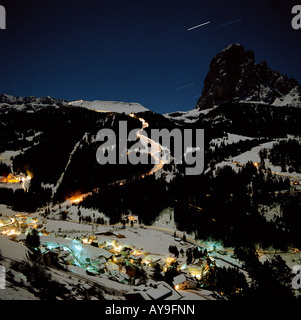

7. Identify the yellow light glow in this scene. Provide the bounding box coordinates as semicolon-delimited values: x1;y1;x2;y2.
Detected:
0;174;21;183
26;170;33;179
67;194;85;204
165;257;176;264
2;228;19;236
114;245;122;252
82;238;91;244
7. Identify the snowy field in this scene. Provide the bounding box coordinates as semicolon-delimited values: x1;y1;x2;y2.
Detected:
44;218;190;258
0;204;24;217
0;150;23;166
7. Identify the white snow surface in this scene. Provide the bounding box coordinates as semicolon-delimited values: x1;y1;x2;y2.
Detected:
211;140;275;174
0;150;23;166
68;100;149;114
0;235;28;261
0;204;21;217
164;106;217;123
210;133;254;148
211;139;301;183
272;87;301;107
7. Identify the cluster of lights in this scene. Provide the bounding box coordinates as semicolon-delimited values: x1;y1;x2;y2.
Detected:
0;173;32;184
1;228;20;236
105;240;124;252
190;272;202;280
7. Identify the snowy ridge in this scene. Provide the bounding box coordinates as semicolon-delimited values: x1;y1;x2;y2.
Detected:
210;133;254;148
0;94;149;114
0;93;68;113
240;87;301;107
68;100;149;114
272;87;301;107
164;106;217;123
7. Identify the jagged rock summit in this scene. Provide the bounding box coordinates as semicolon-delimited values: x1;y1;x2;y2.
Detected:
196;44;301;110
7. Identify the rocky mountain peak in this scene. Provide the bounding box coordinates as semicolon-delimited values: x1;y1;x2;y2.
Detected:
196;44;301;109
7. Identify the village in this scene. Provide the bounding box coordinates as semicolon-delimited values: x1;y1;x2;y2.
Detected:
0;172;32;192
0;207;218;300
1;158;301;300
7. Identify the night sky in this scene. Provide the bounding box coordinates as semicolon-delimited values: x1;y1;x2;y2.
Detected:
0;0;300;114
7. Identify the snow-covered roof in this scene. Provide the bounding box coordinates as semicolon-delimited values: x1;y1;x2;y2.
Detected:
172;274;187;286
145;283;172;300
105;261;120;272
129;254;145;260
126;291;152;300
97;249;113;259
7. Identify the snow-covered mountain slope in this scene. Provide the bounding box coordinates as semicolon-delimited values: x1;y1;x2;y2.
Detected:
163;106;217;124
68;100;149;114
210;137;301;184
0;93;68;113
0;94;149;115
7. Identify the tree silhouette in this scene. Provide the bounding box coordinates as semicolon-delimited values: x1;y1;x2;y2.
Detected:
25;229;40;252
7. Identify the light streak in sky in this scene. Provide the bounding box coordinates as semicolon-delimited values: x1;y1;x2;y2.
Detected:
176;83;196;90
187;21;210;31
218;18;242;28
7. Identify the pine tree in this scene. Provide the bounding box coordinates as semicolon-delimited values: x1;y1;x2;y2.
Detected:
25;229;40;252
153;264;163;281
180;248;184;257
